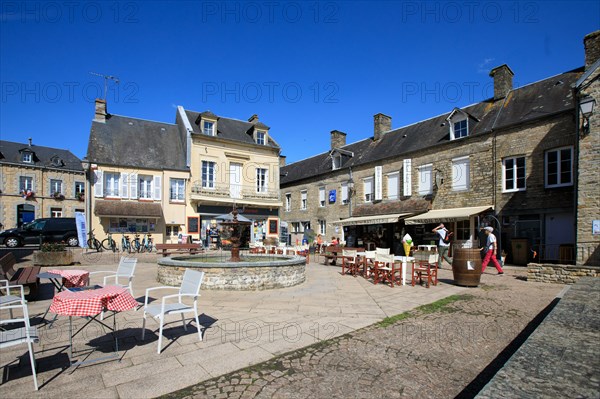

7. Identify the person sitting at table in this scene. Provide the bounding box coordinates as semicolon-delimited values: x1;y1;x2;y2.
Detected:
330;236;339;246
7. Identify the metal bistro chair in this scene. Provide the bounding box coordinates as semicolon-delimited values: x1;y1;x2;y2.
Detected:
0;283;39;390
141;269;205;354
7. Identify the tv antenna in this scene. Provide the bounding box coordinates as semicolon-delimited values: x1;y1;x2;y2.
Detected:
89;72;120;100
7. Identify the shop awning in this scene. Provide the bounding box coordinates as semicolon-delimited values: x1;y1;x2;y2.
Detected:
332;213;413;226
404;206;492;225
94;200;163;218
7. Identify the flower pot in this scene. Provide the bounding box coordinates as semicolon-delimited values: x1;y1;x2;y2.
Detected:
33;250;74;266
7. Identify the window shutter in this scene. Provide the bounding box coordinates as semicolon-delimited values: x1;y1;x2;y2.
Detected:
129;173;137;199
121;172;129;199
374;166;382;201
94;170;103;197
153;175;162;200
388;173;399;199
319;187;325;202
403;159;412;196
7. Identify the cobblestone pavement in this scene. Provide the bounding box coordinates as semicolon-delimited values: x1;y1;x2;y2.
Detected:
161;271;564;399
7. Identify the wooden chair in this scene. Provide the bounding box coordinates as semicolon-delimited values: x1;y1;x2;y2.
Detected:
341;250;359;276
372;253;396;287
375;247;390;255
363;250;377;278
411;253;439;288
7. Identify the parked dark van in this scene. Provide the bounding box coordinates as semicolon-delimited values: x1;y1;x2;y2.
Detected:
0;218;79;248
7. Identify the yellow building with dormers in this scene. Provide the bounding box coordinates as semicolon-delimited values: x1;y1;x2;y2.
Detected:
85;99;281;247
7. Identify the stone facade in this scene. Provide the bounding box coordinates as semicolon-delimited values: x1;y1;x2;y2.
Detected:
527;263;599;284
0;159;85;229
157;257;306;290
576;31;600;266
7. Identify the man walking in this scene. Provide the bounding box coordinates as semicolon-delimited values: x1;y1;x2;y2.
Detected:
480;226;504;275
432;223;452;269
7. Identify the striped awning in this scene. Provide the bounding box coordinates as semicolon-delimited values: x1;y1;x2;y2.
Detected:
332;213;413;226
404;206;492;225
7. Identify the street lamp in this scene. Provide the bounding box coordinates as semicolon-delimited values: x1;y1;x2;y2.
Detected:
579;96;596;135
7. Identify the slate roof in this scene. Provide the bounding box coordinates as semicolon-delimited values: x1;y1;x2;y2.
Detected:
86;114;188;171
281;67;583;185
184;110;279;149
0;140;83;172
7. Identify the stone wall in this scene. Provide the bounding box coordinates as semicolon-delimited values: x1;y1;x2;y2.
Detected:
157;257;306;290
527;263;599;284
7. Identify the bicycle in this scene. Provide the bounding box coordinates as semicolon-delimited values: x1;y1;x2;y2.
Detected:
140;233;154;253
86;229;102;252
102;232;118;252
121;234;132;253
131;233;142;253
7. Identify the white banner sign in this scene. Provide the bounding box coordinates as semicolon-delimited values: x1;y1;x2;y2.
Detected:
75;212;88;248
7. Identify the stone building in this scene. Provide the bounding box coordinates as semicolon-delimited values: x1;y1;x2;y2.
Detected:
280;31;600;265
0;139;85;229
85;100;282;246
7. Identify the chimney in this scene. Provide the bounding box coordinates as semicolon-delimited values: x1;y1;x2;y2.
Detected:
584;30;600;69
279;155;286;167
330;130;346;149
489;64;514;101
94;98;107;123
248;114;259;123
374;113;392;141
28;137;32;146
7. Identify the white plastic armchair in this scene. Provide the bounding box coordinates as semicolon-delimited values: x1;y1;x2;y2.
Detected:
0;283;39;390
89;257;137;295
141;269;205;354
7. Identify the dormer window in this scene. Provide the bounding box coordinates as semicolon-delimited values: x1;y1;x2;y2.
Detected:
332;153;342;170
22;152;33;163
330;148;354;171
256;130;266;145
453;119;468;139
203;121;215;136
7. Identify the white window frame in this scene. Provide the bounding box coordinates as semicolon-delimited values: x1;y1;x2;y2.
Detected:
170;178;185;201
341;182;349;204
256;130;266;145
203;121;215;136
202;161;216;189
22;152;33;163
319;186;326;207
450;115;468;140
301;221;311;232
332;153;342;170
50;208;62;218
545;146;573;188
75;181;85;195
104;172;120;198
452;156;470;191
285;193;291;212
318;219;326;235
50;179;63;195
364;177;374;202
502;156;526;192
300;190;307;210
139;175;153;199
19;176;33;192
387;172;399;200
418;164;433;195
256;168;268;193
291;222;300;233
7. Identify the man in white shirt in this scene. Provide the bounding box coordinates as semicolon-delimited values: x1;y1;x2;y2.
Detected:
432;223;453;269
480;226;504;275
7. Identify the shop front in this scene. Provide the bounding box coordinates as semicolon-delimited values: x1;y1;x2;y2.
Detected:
333;213;413;254
196;204;279;248
93;200;163;241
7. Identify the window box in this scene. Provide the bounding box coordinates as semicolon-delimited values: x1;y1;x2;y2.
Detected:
21;190;35;200
53;192;65;201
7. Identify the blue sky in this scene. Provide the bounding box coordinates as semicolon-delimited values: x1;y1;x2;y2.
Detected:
1;1;599;164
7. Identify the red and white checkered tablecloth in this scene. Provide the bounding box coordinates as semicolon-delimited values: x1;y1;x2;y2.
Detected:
46;269;90;288
49;285;138;317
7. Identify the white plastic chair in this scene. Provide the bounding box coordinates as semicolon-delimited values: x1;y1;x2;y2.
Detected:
89;257;137;295
0;283;39;390
1;280;22;318
141;269;205;354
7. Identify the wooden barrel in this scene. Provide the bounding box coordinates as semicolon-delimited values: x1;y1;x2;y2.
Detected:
451;248;482;287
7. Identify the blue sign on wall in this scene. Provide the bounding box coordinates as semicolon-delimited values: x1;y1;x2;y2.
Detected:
329;190;336;203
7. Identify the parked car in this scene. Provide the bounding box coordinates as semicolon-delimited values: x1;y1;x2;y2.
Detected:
0;218;79;248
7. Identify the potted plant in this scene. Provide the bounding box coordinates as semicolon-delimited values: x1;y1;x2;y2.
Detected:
33;241;74;266
76;192;85;201
53;192;65;200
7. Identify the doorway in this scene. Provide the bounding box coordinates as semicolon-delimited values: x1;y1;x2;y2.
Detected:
17;204;35;227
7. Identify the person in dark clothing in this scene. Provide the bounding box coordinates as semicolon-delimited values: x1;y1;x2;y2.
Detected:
478;224;488;260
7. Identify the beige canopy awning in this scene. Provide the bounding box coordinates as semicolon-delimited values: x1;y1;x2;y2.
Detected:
94;200;163;219
404;206;492;225
332;213;413;226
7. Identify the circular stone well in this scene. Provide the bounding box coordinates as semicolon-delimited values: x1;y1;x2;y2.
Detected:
157;255;306;290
